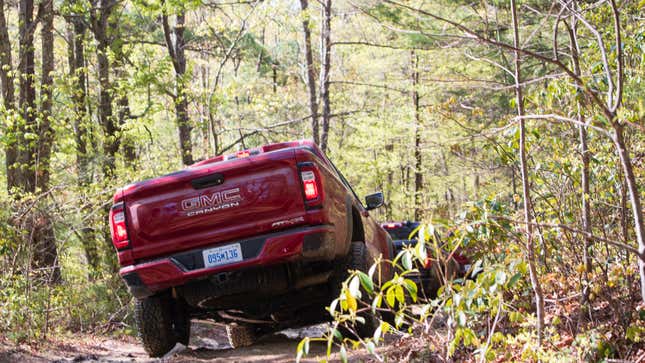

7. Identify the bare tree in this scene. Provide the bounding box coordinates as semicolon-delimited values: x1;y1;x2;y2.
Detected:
562;0;645;302
564;15;593;318
0;0;17;191
385;0;645;304
32;0;60;282
0;0;11;111
411;50;423;221
38;0;55;191
90;0;119;178
299;0;319;144
162;7;194;165
319;0;331;152
0;0;62;282
510;0;544;345
67;15;100;274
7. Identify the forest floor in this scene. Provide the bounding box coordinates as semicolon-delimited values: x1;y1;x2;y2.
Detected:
0;320;394;363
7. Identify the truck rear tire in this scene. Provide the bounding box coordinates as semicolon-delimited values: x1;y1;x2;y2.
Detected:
348;242;379;338
226;323;256;348
135;294;190;357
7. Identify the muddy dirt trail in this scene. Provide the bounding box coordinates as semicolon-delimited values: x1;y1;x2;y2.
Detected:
0;321;384;363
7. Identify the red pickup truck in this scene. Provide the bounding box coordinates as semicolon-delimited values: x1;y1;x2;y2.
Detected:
109;140;394;356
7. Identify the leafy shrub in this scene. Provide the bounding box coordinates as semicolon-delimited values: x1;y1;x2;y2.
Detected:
297;198;534;362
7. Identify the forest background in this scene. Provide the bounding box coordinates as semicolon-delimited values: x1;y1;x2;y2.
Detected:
0;0;644;360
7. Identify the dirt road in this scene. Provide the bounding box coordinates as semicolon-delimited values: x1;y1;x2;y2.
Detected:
0;321;383;363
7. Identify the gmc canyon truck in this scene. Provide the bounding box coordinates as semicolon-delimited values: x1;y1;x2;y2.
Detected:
109;140;394;357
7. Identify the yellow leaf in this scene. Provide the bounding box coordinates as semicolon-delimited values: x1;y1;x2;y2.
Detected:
346;290;357;312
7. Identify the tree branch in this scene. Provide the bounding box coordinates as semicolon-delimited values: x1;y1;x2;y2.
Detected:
490;215;643;258
383;0;613;121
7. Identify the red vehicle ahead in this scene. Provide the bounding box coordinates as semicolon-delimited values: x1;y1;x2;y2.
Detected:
109;140;394;356
381;221;473;298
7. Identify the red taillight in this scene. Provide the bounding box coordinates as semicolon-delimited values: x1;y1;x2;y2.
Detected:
109;203;130;250
236;150;250;158
301;171;319;200
381;222;402;229
300;165;323;208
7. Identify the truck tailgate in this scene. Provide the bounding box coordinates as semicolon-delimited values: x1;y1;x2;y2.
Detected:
122;149;306;261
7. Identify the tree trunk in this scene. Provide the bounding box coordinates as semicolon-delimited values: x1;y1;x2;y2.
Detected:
17;0;36;192
510;0;544;346
91;0;118;178
98;41;118;178
298;0;319;144
70;18;91;186
68;16;100;275
117;92;137;166
0;0;12;108
0;0;17;191
90;0;120;274
411;50;423;221
163;10;194;165
14;0;61;282
613;124;645;301
567;18;593;314
319;0;331;152
37;0;55;192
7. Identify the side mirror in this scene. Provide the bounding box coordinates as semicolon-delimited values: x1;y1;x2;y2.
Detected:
365;192;384;210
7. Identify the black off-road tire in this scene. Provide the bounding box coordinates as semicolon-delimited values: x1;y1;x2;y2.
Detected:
226;323;256;348
347;242;379;338
134;294;191;357
173;299;191;346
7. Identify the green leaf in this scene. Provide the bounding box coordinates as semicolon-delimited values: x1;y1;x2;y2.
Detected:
358;271;374;294
403;279;418;302
626;325;643;342
395;312;405;328
296;337;308;362
371;293;382;314
368;264;377;280
395;285;405;304
414;239;427;262
495;271;507;285
349;275;361;298
373;324;382;343
457;311;466;326
402;251;413;270
340;345;348;363
329;298;339;316
366;341;376;354
386;287;396;308
506;272;522;288
332;327;343;340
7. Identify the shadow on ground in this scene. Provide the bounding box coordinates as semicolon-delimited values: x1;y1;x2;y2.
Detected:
0;321;333;363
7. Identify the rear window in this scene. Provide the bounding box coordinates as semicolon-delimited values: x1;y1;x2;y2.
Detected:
385;225;419;240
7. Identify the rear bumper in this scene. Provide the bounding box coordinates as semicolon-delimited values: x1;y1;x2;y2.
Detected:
120;225;336;299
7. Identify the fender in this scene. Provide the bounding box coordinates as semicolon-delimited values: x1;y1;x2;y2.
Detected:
343;194;353;256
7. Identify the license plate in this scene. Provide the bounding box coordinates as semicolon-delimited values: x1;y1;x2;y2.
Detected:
202;243;243;268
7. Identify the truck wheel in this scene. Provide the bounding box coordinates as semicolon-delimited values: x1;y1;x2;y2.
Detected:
135;294;190;357
348;242;379;338
173;299;191;345
226;323;256;348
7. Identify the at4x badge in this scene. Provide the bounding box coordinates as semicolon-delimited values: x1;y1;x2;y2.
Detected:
181;188;242;217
